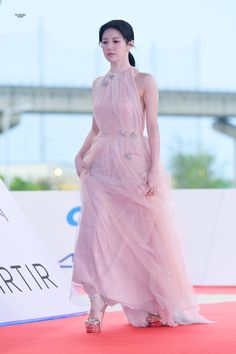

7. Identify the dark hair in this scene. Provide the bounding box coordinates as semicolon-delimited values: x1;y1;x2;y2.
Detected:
99;19;135;67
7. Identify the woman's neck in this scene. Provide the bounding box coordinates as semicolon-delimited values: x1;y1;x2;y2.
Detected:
110;60;131;73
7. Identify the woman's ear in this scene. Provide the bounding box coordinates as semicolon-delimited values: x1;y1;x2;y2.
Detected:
128;40;134;49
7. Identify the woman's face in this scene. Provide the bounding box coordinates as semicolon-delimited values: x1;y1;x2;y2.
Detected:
100;28;131;63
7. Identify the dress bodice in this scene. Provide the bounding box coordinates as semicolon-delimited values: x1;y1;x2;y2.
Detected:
93;67;145;135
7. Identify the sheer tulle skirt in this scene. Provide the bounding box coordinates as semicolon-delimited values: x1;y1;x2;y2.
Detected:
71;134;212;326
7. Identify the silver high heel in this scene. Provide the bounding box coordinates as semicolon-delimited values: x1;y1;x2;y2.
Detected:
85;294;108;333
146;313;167;327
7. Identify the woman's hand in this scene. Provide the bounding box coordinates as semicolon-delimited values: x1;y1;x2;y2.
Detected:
75;153;88;177
146;170;158;196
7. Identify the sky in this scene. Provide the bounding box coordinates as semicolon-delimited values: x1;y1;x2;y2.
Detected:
1;0;236;89
0;0;236;180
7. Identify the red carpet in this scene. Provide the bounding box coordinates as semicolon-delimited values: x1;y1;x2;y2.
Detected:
1;302;236;354
194;286;236;294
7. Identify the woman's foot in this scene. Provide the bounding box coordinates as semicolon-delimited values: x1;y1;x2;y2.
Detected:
146;313;167;327
85;294;108;333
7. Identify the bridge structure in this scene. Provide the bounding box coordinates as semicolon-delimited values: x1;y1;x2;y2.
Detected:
0;85;236;138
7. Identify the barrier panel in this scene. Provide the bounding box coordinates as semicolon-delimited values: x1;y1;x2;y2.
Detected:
0;180;85;326
13;188;236;286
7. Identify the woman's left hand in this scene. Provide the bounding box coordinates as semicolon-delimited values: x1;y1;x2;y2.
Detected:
146;170;158;196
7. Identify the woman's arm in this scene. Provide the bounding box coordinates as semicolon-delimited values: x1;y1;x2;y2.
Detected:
76;117;99;159
75;117;99;176
75;78;100;176
142;74;160;196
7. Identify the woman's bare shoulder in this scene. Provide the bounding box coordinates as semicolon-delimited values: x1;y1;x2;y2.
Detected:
136;72;158;89
135;72;159;104
92;76;103;89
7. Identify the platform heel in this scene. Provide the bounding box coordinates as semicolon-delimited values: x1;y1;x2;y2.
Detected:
85;294;108;333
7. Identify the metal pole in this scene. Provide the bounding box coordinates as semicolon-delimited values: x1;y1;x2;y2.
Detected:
234;139;236;186
150;43;157;78
2;109;10;186
38;17;46;162
1;104;30;186
194;37;201;153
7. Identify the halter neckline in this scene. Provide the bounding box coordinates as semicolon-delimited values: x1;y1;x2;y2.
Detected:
108;66;133;75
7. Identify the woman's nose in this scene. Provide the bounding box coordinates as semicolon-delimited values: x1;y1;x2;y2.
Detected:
107;41;113;49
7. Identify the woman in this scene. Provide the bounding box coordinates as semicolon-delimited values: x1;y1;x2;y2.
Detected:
71;19;211;333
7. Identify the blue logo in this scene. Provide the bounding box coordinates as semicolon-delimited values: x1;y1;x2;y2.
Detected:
66;206;81;226
58;253;74;268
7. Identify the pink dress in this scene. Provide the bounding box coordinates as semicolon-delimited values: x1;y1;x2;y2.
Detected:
71;66;211;327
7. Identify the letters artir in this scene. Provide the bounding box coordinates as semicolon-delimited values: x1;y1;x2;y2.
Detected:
0;263;58;294
0;208;9;222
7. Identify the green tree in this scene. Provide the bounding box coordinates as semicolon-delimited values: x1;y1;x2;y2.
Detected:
169;152;232;188
10;177;51;191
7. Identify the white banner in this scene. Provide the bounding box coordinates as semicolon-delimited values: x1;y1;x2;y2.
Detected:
13;190;81;278
13;188;236;286
173;189;236;285
0;180;85;326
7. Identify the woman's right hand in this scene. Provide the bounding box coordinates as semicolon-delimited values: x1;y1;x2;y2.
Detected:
75;153;88;177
